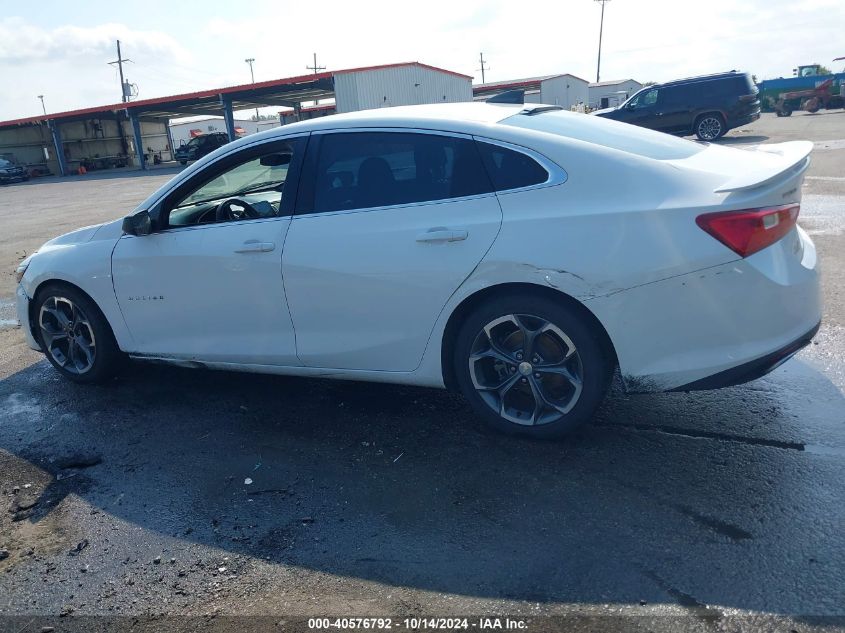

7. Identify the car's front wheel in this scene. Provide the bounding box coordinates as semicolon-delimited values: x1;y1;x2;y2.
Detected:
454;293;613;439
694;113;725;141
34;284;121;383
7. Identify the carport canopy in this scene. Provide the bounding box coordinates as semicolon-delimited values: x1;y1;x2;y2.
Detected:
126;71;335;121
0;70;336;175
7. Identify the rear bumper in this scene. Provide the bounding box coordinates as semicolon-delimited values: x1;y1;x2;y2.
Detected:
586;226;821;393
671;320;819;391
728;111;761;129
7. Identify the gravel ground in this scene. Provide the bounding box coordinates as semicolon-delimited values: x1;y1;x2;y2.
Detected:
0;111;844;633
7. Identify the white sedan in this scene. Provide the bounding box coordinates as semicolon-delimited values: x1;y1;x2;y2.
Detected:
15;102;820;438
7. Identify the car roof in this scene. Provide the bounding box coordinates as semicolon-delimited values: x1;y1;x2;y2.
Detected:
655;71;747;89
254;102;527;139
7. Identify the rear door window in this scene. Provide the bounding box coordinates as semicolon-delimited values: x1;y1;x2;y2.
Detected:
661;87;687;107
476;142;549;192
307;132;492;213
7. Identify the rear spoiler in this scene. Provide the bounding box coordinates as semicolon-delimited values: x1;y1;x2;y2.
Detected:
714;141;813;193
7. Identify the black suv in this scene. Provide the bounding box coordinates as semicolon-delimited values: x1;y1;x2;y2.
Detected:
594;71;760;141
174;132;230;165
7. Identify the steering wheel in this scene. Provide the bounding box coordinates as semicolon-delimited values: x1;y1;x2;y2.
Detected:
215;198;261;222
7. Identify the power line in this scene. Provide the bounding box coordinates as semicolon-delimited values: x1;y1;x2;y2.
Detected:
478;52;489;84
107;40;133;103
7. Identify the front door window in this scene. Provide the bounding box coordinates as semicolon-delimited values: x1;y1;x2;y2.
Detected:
167;144;296;227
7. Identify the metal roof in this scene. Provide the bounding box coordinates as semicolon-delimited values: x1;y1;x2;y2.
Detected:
588;79;641;87
0;62;472;129
473;73;590;95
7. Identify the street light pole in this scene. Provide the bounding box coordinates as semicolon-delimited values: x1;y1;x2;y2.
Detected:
37;95;47;115
594;0;611;83
245;57;259;121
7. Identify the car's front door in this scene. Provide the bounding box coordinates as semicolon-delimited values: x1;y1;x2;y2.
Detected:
653;87;692;134
617;87;661;129
112;137;306;365
282;130;503;372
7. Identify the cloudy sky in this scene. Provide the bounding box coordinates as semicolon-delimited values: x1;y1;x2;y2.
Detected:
1;0;843;120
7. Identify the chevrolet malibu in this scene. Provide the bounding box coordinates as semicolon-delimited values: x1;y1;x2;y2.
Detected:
15;102;821;438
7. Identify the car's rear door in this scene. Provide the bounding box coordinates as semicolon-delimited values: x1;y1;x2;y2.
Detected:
282;129;502;371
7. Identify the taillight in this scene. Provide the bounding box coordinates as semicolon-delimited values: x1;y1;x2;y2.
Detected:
696;204;799;257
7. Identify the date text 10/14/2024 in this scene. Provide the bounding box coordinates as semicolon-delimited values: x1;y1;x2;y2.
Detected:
307;618;529;630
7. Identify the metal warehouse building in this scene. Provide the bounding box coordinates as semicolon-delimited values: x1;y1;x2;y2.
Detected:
473;74;590;109
588;79;643;109
0;62;471;177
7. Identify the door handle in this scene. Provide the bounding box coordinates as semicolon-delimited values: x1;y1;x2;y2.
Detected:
416;228;468;243
235;240;275;253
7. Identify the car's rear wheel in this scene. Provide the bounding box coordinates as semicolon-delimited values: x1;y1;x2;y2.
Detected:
454;293;612;439
694;113;725;141
35;284;121;384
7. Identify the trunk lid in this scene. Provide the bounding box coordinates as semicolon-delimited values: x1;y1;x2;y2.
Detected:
666;140;812;197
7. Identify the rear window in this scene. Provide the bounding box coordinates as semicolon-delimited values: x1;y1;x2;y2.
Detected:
476;142;548;191
502;109;705;160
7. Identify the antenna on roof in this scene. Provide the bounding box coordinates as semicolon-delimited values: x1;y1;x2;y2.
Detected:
486;89;525;104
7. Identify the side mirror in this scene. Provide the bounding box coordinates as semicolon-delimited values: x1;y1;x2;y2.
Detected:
260;153;291;167
122;210;152;236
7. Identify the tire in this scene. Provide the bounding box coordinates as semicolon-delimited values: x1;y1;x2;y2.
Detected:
179;160;187;165
34;283;121;384
453;292;613;439
694;113;725;141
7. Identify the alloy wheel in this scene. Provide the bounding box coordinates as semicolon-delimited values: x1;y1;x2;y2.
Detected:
39;296;97;374
697;116;723;141
468;314;583;426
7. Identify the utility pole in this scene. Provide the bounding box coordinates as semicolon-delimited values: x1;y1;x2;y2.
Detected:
594;0;611;83
108;40;132;103
306;53;326;107
245;58;259;121
306;53;325;75
37;95;47;115
477;53;489;84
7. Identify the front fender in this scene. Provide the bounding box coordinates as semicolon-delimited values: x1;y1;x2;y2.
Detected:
21;238;135;351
